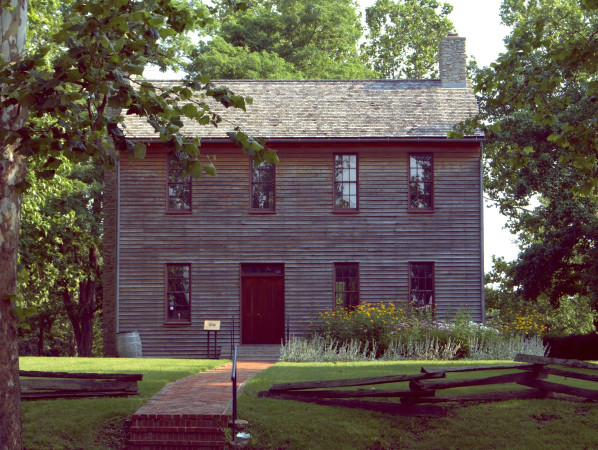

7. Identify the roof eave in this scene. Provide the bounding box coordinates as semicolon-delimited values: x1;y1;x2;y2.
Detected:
128;135;486;144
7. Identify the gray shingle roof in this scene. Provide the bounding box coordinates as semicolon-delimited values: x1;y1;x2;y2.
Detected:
123;79;482;140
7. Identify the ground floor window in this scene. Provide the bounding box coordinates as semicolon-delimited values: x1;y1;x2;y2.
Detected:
166;264;191;323
334;263;359;310
409;262;434;309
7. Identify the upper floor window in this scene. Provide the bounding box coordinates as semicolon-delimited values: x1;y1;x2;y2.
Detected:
167;155;192;213
334;263;359;310
334;154;358;211
409;154;433;210
250;161;275;212
166;264;191;323
409;262;434;310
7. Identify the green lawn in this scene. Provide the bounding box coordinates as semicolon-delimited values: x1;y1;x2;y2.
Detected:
19;357;227;449
18;358;598;449
237;361;598;449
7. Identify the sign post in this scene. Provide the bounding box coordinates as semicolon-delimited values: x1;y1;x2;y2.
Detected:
204;320;221;359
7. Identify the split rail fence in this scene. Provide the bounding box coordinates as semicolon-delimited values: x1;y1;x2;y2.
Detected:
258;354;598;417
20;370;143;400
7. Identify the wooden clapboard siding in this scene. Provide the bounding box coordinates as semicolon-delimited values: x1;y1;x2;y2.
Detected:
116;140;482;357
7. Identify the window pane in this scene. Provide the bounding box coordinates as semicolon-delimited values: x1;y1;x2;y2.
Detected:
409;154;432;209
410;263;434;309
168;157;191;211
167;264;190;321
252;162;274;182
252;183;274;209
251;162;275;210
334;154;358;210
335;263;359;309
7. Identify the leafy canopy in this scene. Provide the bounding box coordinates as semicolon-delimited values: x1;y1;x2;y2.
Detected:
0;0;277;182
459;0;598;329
185;0;375;79
362;0;455;79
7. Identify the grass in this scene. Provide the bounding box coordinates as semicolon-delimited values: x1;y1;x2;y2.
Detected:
237;361;598;449
19;357;227;449
18;357;598;449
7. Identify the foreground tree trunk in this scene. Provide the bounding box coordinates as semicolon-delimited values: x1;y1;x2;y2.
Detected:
0;151;26;449
1;0;28;447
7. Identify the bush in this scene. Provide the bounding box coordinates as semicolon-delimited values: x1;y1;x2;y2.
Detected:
299;301;548;361
544;333;598;360
280;336;377;362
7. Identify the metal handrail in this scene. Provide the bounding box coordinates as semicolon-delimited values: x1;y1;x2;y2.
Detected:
231;344;238;442
230;315;235;359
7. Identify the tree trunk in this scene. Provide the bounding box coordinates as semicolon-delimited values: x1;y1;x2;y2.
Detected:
0;153;25;450
1;0;29;446
62;287;83;355
78;278;96;357
62;277;96;357
38;325;44;356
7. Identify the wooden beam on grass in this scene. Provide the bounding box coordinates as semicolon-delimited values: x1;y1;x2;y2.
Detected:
259;391;445;417
21;390;139;400
410;371;543;391
420;363;538;374
538;366;598;383
517;379;598;401
514;354;598;370
20;378;138;393
401;388;549;404
259;388;435;400
268;372;444;391
20;371;143;381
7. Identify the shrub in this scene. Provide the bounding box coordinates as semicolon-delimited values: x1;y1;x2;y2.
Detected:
466;335;548;360
486;305;548;338
280;336;377;362
379;334;461;360
544;333;598;360
300;301;547;361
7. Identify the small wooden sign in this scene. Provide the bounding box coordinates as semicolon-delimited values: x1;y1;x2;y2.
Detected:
204;320;221;331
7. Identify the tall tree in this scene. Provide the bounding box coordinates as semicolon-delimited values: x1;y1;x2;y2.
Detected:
19;160;103;356
362;0;455;79
186;0;374;79
1;1;28;446
1;0;274;443
455;0;598;327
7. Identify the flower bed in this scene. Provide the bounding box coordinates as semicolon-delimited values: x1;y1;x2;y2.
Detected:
281;302;548;362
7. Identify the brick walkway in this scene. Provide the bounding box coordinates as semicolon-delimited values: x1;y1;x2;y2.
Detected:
127;361;274;449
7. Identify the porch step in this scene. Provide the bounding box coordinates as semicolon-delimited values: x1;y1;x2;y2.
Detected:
233;345;281;361
127;413;228;449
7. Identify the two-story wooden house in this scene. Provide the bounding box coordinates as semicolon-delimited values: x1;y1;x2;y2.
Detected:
103;35;485;358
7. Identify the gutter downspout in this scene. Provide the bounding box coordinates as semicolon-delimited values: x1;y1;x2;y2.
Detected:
480;142;486;324
116;159;121;334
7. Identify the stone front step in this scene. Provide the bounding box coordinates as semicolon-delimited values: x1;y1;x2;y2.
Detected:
127;413;228;450
233;344;281;361
127;439;226;450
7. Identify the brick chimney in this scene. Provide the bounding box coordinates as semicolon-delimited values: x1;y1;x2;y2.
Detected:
439;34;467;88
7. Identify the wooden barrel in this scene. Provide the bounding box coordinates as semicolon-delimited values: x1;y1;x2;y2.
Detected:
117;331;142;358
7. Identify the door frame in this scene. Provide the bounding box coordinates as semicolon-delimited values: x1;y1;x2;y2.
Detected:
239;263;285;344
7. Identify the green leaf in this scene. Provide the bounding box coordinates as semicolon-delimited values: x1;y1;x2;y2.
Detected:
187;160;203;178
133;142;146;159
181;103;198;118
202;163;217;176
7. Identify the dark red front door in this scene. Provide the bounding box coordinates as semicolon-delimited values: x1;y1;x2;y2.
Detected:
241;275;284;344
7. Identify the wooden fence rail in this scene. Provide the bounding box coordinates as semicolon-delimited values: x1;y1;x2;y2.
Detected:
258;354;598;417
20;371;143;400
